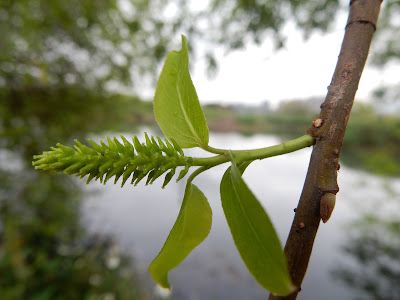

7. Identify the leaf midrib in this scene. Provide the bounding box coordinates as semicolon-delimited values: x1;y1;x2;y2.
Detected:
176;84;205;148
229;167;288;281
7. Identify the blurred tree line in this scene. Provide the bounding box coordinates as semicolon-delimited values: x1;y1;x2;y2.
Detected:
0;0;343;90
1;0;399;93
0;0;399;299
204;100;400;176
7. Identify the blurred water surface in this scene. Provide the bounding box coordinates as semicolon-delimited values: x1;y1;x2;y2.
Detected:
82;130;400;300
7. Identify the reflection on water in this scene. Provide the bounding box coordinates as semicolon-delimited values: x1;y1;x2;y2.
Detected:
0;161;144;299
81;130;400;300
0;95;148;299
2;94;399;299
332;173;400;300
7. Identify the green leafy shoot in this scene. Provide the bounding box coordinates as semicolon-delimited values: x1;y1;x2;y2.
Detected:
220;160;296;296
154;35;209;149
31;35;317;295
148;182;212;288
32;134;193;188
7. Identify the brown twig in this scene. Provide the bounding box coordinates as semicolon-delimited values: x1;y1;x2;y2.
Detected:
268;1;383;299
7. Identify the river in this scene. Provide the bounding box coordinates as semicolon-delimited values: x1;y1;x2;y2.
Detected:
81;130;400;300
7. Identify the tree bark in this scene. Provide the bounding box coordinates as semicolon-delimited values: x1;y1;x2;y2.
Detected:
269;1;383;299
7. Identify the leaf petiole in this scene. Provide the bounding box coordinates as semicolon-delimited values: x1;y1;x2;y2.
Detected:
198;143;228;155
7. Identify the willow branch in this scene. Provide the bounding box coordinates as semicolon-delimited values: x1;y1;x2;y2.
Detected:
269;1;383;299
33;134;314;189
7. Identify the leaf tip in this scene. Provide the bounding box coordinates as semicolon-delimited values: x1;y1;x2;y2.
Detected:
148;264;171;290
180;34;187;45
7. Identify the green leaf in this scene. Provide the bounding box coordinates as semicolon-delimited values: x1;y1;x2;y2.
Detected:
149;183;212;288
154;35;209;149
220;163;296;296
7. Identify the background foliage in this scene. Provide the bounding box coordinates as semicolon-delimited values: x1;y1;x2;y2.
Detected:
1;0;399;298
0;0;344;92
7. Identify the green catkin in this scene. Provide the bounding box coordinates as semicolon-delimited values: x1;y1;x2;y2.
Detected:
32;135;192;188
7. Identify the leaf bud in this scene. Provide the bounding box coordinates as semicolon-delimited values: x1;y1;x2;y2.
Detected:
320;193;336;223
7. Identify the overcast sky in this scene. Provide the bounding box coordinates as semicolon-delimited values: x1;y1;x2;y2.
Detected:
193;17;398;106
139;4;398;107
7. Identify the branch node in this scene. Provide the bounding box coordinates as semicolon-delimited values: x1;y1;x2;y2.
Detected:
312;118;323;128
346;19;377;31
